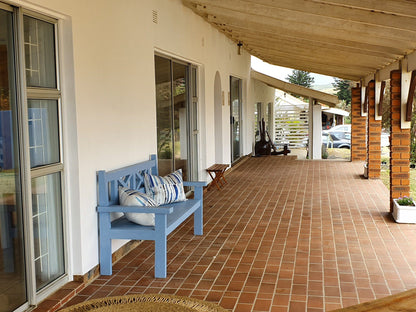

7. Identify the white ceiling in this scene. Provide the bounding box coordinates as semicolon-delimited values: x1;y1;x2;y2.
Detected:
183;0;416;81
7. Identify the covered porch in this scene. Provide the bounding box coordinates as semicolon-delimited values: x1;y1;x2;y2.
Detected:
36;157;416;311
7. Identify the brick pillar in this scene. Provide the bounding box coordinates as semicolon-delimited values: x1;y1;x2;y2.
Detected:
351;87;366;161
366;81;381;178
390;70;410;212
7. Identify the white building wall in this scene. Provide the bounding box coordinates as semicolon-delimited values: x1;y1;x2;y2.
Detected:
19;0;269;275
248;79;276;152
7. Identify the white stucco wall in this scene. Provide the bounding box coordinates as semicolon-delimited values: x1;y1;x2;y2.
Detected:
16;0;271;276
248;79;277;151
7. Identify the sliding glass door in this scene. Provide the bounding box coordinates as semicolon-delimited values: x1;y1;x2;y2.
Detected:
230;76;242;163
0;8;27;311
0;4;65;310
154;55;198;181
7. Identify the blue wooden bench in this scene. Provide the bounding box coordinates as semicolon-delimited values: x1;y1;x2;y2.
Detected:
97;155;206;278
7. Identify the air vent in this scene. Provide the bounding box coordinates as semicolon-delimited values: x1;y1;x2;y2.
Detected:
152;10;158;24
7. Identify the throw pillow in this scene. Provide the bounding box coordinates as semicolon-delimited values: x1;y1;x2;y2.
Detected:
144;169;186;205
119;187;157;226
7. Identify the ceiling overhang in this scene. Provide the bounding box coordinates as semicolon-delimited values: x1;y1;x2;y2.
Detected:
251;70;339;107
183;0;416;82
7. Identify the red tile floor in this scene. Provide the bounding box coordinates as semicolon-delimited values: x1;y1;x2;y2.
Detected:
40;156;416;311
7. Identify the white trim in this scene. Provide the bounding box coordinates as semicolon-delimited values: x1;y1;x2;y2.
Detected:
3;0;66;19
401;58;411;129
154;47;203;67
375;72;382;121
14;6;37;306
57;15;78;279
361;84;367;117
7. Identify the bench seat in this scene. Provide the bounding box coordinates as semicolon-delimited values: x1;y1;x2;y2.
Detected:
97;155;206;278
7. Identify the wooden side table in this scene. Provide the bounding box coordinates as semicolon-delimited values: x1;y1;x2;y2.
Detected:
206;164;229;190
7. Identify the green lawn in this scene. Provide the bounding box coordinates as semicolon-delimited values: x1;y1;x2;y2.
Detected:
380;167;416;199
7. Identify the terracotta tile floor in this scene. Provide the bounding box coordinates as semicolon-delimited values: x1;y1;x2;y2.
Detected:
55;157;416;311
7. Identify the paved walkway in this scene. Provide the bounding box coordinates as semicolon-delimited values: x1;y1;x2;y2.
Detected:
57;157;416;311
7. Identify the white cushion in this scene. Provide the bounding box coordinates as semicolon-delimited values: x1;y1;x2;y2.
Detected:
144;169;186;205
119;187;157;226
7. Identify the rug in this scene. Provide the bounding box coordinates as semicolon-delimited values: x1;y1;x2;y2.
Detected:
59;294;228;312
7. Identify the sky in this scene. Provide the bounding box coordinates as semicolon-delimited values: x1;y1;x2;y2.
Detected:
251;56;335;86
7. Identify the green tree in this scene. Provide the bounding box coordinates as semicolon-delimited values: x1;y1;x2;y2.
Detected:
333;78;352;109
286;70;314;88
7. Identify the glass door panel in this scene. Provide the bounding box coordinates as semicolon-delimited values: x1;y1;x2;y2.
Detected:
24;14;65;293
24;16;57;88
28;100;60;168
155;55;173;176
0;8;27;311
172;62;188;181
31;173;64;291
230;77;242;162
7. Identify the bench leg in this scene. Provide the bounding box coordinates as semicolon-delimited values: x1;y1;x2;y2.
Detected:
155;215;167;278
155;237;167;278
194;206;203;236
99;213;112;275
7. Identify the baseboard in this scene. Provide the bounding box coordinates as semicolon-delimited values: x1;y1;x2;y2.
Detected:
73;240;142;283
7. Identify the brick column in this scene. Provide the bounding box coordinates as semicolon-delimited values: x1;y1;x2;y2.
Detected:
351;87;366;161
390;70;410;212
366;81;381;178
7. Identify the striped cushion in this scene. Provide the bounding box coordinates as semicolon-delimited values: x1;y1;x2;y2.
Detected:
144;169;186;205
119;187;157;226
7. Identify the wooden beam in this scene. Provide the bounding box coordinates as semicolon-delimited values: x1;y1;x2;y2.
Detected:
312;0;416;17
207;0;416;32
226;28;401;60
257;55;365;81
249;47;380;73
251;70;339;107
406;70;416;121
204;11;415;54
247;45;388;69
226;29;396;63
188;1;416;43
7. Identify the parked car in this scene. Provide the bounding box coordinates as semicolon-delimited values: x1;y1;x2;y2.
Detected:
322;131;351;149
323;124;351;135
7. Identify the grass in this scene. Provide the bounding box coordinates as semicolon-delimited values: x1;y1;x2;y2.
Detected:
326;148;351;160
380;166;416;199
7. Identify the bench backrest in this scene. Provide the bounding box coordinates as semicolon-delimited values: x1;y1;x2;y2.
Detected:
97;154;158;206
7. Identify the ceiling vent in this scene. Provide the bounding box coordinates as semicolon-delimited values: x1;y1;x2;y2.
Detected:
152;10;158;24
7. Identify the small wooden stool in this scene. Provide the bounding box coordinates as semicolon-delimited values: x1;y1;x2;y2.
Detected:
206;164;229;190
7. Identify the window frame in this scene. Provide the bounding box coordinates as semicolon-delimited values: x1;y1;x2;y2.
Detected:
11;6;69;306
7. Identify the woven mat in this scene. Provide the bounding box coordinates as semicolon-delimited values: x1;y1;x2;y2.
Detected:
59;294;228;312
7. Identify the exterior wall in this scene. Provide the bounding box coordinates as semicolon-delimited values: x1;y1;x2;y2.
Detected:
248;79;276;151
366;81;381;178
16;0;263;275
351;87;367;161
390;70;411;211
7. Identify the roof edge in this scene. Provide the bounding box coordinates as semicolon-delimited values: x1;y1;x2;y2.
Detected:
251;70;339;107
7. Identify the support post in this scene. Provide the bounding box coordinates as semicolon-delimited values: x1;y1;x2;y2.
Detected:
308;98;322;159
390;70;410;212
366;80;381;179
351;86;367;161
312;102;322;159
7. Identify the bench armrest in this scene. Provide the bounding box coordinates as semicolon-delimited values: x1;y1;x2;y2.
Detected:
97;205;173;214
183;181;206;201
183;181;207;187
